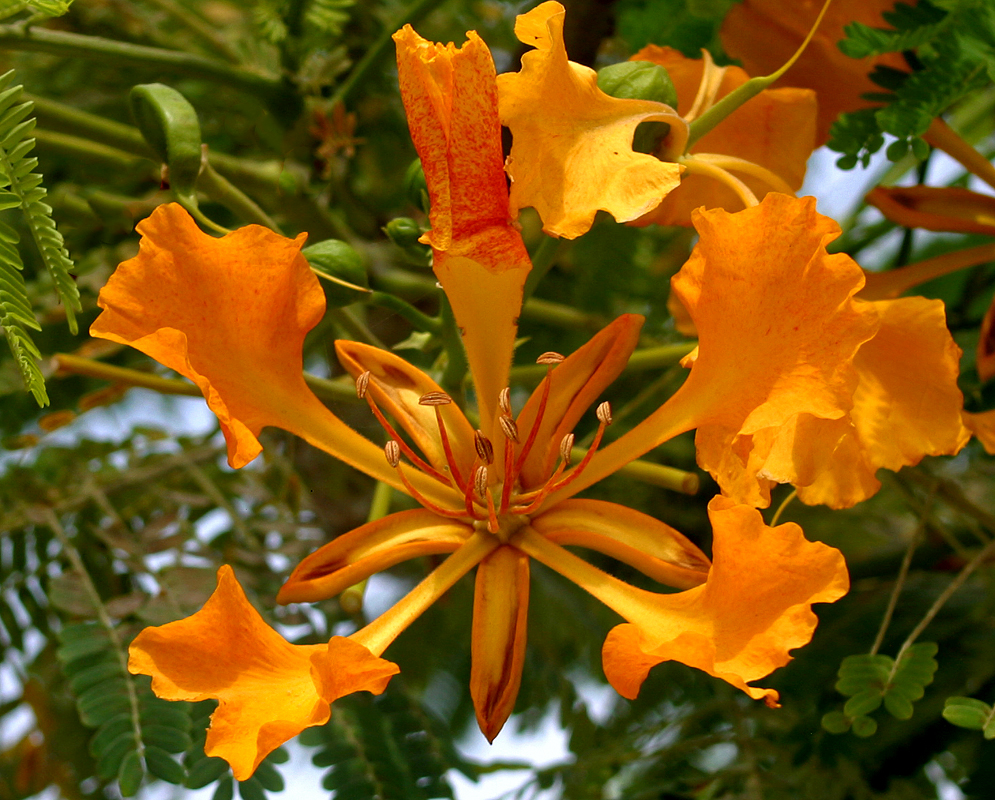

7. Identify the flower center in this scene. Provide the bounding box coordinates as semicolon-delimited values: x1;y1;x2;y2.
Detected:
355;356;613;532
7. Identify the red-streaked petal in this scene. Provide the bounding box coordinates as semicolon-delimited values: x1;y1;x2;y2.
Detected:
336;340;478;477
277;510;472;604
470;546;530;742
128;565;397;780
516;314;643;489
532;499;709;589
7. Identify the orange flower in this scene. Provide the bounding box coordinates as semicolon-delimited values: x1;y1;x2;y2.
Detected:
628;46;816;227
866;185;995;237
94;26;863;774
720;0;909;144
128;565;398;781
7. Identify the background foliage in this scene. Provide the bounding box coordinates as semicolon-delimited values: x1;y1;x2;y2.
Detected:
2;0;995;799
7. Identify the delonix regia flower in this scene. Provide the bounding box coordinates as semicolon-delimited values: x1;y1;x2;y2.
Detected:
89;20;869;782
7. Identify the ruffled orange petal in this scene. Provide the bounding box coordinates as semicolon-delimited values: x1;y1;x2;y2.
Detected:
394;25;531;433
532;499;709;590
964;409;995;454
335;340;478;480
720;0;909;145
496;1;686;239
470;546;530;742
90;204;420;494
128;565;398;780
515;314;643;488
866;185;995;237
795;296;969;508
630;46;817;227
278;510;472;604
601;497;849;703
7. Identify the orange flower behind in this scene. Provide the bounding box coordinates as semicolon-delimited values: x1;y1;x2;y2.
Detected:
629;46;817;227
128;566;398;781
720;0;909;144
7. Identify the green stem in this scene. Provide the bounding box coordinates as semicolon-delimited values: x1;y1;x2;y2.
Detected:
520;296;606;331
331;307;385;348
34;129;152;171
329;0;448;108
0;23;285;103
870;526;921;657
142;0;243;63
368;291;441;333
509;342;694;385
523;235;566;302
198;159;280;230
770;489;797;526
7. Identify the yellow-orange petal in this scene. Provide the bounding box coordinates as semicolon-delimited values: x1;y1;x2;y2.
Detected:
630;45;817;227
532;499;709;590
335;340;478;479
720;0;909;145
89;204;415;495
601;497;848;703
277;510;472;604
796;296;969;508
128;565;398;780
497;1;686;238
515;314;643;488
866;185;995;237
543;195;880;507
470;546;530;742
979;294;995;383
964;409;995;454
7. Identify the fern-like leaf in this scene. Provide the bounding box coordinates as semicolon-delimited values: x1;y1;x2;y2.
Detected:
305;0;353;38
0;70;80;340
0;213;47;405
839;1;947;58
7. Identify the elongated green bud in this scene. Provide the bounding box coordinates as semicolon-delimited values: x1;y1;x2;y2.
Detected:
129;84;203;204
302;240;370;308
384;217;423;248
405;159;429;213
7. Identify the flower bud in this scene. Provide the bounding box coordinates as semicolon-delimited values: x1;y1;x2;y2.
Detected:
384;217;424;248
302;239;369;308
404;159;429;213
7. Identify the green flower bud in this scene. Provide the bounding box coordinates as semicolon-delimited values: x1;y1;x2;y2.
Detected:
384;217;424;248
597;61;678;108
302;239;369;308
129;84;203;203
405;159;429;213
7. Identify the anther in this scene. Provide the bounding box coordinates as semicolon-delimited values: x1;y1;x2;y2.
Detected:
499;414;519;443
536;351;565;365
474;466;489;499
356;370;371;399
474;430;495;464
498;387;512;416
418;391;452;406
384;440;401;468
559;433;575;465
596;401;613;426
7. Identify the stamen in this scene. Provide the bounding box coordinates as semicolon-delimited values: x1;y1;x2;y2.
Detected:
548;403;612;495
559;433;575;466
393;459;468;520
536;352;564;365
499;387;512;416
421;392;465;493
363;389;451;484
596;401;612;426
474;465;490;500
501;436;516;514
513;362;555;475
465;466;486;520
474;430;495;464
499;415;519;443
484;487;500;534
384;440;401;467
355;370;371;399
511;433;574;515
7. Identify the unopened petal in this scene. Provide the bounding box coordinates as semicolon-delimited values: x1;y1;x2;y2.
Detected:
866;185;995;237
278;509;472;604
630;46;816;227
601;497;848;703
128;565;397;780
497;1;685;238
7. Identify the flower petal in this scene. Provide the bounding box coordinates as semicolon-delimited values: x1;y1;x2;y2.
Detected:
515;314;643;488
796;296;969;508
470;546;530;742
497;1;686;238
532;499;709;589
128;565;398;780
335;340;478;479
277;510;472;604
90;204;408;492
394;25;531;433
866;185;995;237
629;45;816;227
601;497;848;703
720;0;909;144
964;410;995;454
979;294;995;383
